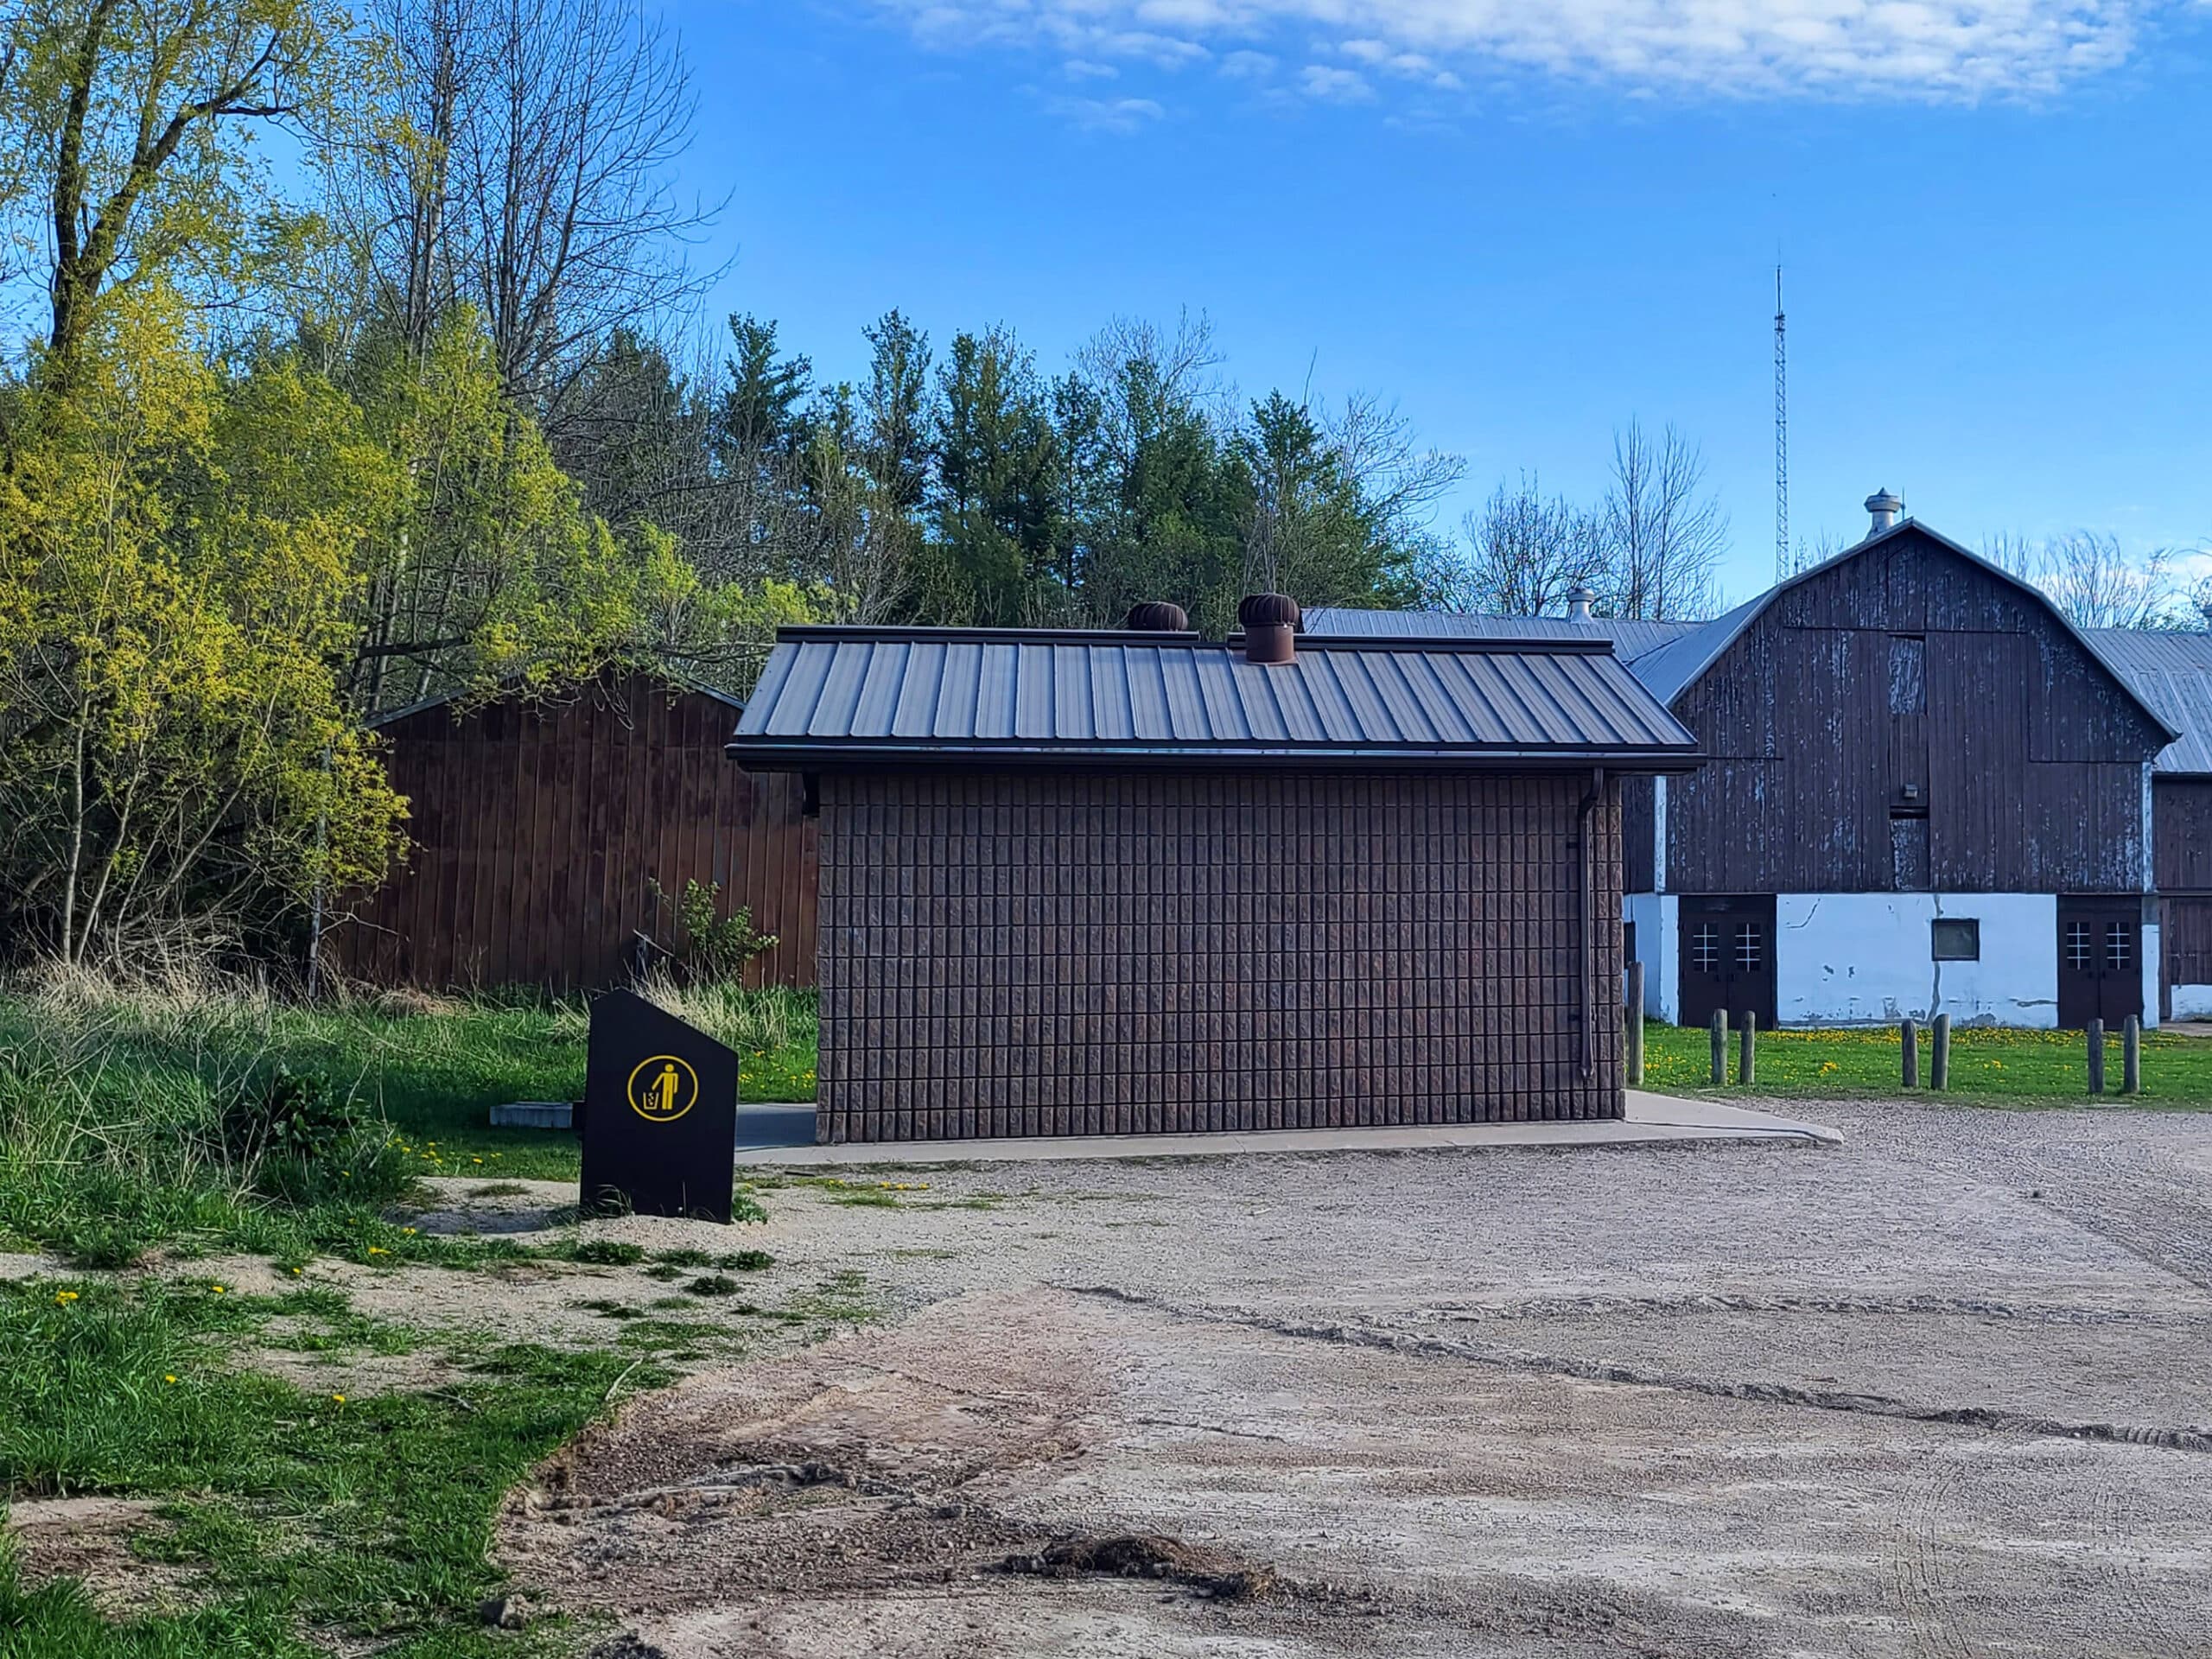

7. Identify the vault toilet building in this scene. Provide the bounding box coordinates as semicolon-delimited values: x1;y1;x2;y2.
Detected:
730;604;1699;1143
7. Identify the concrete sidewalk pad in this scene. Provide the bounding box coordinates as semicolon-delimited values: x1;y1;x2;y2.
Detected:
731;1091;1840;1166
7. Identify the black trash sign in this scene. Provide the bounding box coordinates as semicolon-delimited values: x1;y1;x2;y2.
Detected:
580;988;738;1222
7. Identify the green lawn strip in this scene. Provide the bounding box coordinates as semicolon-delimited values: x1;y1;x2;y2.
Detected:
0;1275;658;1657
1637;1021;2212;1105
0;987;804;1268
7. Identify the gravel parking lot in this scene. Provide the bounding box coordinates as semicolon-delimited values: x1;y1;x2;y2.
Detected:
497;1099;2212;1657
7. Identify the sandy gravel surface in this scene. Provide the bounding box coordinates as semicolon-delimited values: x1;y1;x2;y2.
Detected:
474;1099;2212;1658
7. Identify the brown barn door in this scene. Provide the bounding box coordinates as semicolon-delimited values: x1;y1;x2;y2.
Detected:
2056;897;2143;1029
1678;895;1777;1032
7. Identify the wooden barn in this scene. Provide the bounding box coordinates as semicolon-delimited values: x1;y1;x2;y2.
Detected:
2076;630;2212;1021
728;615;1700;1142
1314;499;2185;1031
335;672;817;993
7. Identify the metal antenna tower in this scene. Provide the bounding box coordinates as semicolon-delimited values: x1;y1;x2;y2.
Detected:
1774;265;1789;581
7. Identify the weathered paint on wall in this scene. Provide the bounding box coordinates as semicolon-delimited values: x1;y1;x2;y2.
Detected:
1661;530;2166;897
2171;982;2212;1020
1623;892;1679;1021
1774;892;2057;1027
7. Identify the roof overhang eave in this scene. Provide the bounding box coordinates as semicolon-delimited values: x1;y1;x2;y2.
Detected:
725;739;1705;776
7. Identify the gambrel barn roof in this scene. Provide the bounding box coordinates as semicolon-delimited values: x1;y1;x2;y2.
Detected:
1313;517;2185;756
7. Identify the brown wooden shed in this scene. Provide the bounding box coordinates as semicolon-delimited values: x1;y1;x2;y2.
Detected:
731;621;1701;1143
335;671;816;993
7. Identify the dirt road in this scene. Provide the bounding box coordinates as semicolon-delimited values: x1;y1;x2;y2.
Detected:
490;1100;2212;1657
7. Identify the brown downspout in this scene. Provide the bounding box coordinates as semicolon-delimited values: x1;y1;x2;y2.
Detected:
1577;766;1605;1081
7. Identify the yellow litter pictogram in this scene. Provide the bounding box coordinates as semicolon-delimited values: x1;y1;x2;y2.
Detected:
626;1054;699;1122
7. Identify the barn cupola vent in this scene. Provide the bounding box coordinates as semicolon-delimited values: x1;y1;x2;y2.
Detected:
1566;585;1596;623
1237;593;1300;664
1124;601;1191;632
1866;488;1904;536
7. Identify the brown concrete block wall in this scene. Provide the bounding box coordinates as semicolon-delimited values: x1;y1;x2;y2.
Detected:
816;771;1624;1141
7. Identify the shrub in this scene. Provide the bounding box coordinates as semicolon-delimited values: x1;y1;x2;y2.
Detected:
647;878;779;983
221;1065;406;1207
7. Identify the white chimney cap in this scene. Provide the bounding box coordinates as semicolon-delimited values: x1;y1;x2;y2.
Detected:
1866;488;1904;534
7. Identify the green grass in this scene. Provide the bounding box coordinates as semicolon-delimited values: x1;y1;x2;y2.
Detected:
0;976;808;1265
1637;1020;2212;1104
0;1275;657;1657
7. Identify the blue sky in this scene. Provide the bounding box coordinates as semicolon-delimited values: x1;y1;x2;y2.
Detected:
668;0;2212;604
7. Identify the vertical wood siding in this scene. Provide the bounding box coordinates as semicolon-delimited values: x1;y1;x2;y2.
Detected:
816;770;1624;1141
1663;531;2168;895
335;676;816;992
2154;779;2212;892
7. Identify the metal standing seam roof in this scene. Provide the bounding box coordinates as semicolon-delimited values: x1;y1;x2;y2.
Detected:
2083;628;2212;774
1303;607;1705;663
728;626;1700;770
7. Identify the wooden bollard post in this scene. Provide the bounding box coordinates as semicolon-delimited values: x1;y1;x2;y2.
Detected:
1710;1008;1728;1086
2123;1015;2141;1096
1901;1018;1919;1090
1738;1009;1758;1086
1626;962;1645;1087
2087;1019;2106;1095
1930;1014;1950;1091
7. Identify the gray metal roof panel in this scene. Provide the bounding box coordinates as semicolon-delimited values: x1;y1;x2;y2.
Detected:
731;626;1700;770
2083;628;2212;773
1304;607;1707;662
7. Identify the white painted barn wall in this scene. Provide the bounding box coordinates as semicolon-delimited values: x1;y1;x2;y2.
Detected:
1775;893;2058;1027
2171;976;2212;1020
2141;918;2163;1027
1623;893;1678;1021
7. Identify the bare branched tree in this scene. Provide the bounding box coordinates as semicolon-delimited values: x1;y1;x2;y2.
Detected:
1601;418;1726;620
1074;307;1226;468
1985;531;2191;630
332;0;716;422
1426;474;1608;617
1330;391;1464;558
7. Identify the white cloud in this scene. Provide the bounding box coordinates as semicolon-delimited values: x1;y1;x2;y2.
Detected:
1047;93;1170;130
872;0;2154;99
1220;48;1279;76
1300;62;1376;99
1063;57;1121;79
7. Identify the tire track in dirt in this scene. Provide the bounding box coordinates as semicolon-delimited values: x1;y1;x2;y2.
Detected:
1069;1286;2212;1455
1427;1292;2212;1330
1886;1452;1974;1659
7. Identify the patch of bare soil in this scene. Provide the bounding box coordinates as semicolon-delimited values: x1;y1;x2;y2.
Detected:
3;1497;197;1618
493;1288;1700;1657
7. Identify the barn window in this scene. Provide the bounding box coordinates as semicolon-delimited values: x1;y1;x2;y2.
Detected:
2107;924;2132;970
1691;924;1720;972
1735;924;1761;970
2065;922;2093;970
1930;918;1980;962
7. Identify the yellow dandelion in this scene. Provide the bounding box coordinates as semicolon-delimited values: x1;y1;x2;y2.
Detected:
211;1284;226;1295
367;1246;389;1256
53;1290;78;1305
403;1227;418;1236
331;1394;346;1405
163;1375;177;1384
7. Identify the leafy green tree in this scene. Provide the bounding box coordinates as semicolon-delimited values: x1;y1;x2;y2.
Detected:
718;314;813;458
3;0;359;368
925;327;1066;624
0;284;405;964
